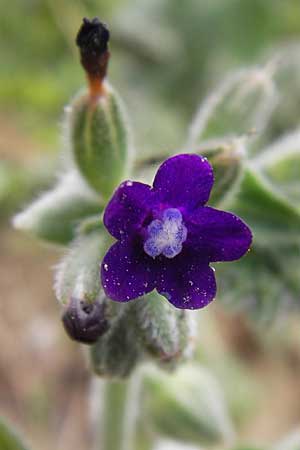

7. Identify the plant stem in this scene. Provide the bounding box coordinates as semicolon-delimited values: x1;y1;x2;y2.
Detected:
119;371;142;450
101;380;128;450
91;371;143;450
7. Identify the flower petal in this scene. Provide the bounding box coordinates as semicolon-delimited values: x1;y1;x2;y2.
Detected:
153;154;214;210
187;206;252;262
101;241;156;302
104;181;156;240
156;252;216;309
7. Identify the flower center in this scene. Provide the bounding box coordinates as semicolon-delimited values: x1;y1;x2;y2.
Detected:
143;208;187;259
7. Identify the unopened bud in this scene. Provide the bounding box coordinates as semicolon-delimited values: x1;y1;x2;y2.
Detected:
188;66;277;145
68;83;132;199
132;293;196;369
67;19;132;199
62;297;109;344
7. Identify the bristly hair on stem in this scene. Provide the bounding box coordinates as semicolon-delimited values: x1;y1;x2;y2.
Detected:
76;17;110;98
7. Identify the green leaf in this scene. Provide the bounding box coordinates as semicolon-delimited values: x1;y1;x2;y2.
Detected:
0;159;53;220
253;129;300;208
187;67;276;145
218;242;300;321
229;167;300;245
54;228;111;305
253;45;300;151
0;418;30;450
223;164;300;320
144;364;235;446
13;171;102;245
69;84;133;199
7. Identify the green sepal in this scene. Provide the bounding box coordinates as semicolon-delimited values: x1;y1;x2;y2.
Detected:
90;303;142;378
69;83;132;199
132;293;195;369
144;364;235;446
54;228;111;305
13;171;102;245
91;292;194;377
0;417;31;450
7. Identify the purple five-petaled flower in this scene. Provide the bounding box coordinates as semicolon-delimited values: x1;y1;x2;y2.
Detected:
100;154;252;310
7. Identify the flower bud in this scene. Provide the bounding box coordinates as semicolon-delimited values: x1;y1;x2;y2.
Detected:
68;18;132;199
62;297;108;344
68;82;132;200
134;137;245;209
188;66;277;145
132;292;196;369
134;139;245;209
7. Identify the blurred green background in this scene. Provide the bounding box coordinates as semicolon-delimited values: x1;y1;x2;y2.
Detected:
1;1;300;450
1;0;300;162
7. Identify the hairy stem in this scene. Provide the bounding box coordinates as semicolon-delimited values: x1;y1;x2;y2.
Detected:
91;371;144;450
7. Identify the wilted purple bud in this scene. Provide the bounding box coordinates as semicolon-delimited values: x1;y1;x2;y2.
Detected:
76;17;110;97
62;297;109;344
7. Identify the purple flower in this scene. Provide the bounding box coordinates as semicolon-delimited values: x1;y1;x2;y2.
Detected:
100;154;252;310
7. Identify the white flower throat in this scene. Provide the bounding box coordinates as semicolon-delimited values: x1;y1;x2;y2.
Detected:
143;208;188;259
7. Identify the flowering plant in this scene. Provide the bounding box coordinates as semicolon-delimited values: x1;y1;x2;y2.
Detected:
11;16;300;450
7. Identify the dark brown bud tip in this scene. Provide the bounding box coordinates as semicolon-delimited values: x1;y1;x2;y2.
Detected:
76;18;110;96
62;297;109;345
76;17;110;57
